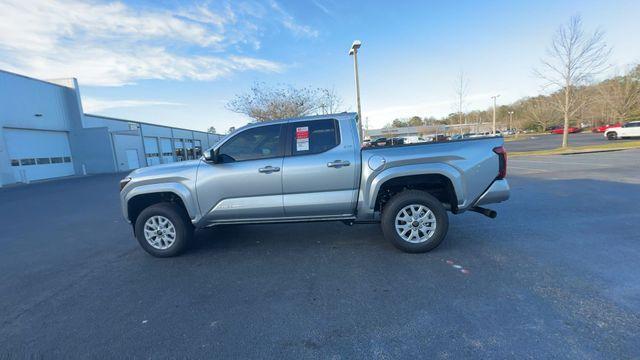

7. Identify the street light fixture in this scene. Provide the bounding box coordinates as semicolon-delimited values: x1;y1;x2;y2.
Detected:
349;40;363;143
491;94;500;134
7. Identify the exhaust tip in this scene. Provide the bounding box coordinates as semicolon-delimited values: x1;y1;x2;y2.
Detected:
470;206;497;219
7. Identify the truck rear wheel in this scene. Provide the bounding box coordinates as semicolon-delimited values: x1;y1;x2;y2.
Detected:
381;190;449;253
134;203;193;257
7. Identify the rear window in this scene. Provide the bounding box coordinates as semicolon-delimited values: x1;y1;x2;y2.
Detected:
290;119;340;156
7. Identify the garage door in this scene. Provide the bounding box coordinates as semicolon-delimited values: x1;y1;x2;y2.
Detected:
4;129;75;183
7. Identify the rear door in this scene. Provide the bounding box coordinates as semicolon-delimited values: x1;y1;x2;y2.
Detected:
196;123;285;222
281;119;358;217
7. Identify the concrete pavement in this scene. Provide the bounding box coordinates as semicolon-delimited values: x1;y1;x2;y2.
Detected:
1;150;639;358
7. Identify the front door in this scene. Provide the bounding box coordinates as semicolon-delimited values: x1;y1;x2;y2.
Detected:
196;123;285;223
281;119;358;217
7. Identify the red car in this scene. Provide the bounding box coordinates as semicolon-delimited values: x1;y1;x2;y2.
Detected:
549;126;581;134
592;123;622;133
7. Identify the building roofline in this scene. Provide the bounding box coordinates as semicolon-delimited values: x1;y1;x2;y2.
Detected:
0;69;75;89
84;113;222;136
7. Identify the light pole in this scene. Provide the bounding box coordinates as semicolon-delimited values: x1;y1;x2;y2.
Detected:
349;40;363;143
491;94;500;134
508;111;514;131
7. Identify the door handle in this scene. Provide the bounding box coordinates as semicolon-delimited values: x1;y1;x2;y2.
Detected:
258;166;280;173
327;160;351;168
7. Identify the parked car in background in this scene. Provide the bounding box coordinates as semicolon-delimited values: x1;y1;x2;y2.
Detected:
604;121;640;140
389;137;405;146
549;126;581;134
371;137;388;147
120;113;509;257
592;123;622;133
403;136;427;144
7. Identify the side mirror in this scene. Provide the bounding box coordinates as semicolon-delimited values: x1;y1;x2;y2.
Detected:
204;149;219;163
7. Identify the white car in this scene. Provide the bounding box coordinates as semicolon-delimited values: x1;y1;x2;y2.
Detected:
604;121;640;140
403;136;427;144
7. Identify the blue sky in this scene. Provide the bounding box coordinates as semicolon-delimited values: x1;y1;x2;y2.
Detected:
1;0;639;132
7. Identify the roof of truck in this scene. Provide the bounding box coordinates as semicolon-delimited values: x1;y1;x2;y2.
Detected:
236;112;357;131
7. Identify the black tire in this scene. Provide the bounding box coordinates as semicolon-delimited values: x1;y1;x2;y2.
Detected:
134;203;193;257
607;132;617;140
381;190;449;253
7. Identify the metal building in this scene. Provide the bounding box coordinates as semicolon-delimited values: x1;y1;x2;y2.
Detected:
0;70;223;187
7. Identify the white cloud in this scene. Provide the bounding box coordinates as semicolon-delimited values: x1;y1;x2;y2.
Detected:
311;0;332;16
83;98;184;112
268;0;319;38
0;0;311;86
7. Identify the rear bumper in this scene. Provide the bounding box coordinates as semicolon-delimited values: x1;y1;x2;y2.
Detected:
473;179;510;206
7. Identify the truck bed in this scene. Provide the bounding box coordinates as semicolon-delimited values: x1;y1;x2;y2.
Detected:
358;136;504;214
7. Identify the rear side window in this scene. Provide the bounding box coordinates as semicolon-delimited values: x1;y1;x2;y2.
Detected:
290;119;340;156
218;124;283;163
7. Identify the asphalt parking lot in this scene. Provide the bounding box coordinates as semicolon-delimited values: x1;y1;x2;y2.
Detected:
1;150;639;358
505;131;634;152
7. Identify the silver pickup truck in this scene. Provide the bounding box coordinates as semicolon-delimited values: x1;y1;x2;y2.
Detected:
120;113;509;257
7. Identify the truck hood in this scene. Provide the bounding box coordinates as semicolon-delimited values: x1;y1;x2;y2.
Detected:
127;160;201;180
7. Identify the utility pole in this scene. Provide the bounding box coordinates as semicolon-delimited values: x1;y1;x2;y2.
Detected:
508;111;514;131
349;40;363;144
491;94;500;134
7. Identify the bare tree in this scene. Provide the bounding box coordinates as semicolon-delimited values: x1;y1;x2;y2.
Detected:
454;71;469;134
521;97;559;131
227;83;321;121
597;65;640;122
317;88;344;114
535;15;610;147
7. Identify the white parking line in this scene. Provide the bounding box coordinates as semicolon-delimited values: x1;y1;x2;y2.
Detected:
510;159;612;167
508;166;548;174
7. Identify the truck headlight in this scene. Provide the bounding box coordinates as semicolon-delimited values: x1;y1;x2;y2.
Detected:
120;177;132;191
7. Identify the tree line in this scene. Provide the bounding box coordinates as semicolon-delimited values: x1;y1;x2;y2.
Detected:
388;63;640;132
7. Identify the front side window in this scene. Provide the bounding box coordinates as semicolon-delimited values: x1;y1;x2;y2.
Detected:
290;119;340;155
218;124;283;163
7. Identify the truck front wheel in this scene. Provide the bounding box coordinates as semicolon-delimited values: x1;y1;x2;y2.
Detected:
381;190;449;253
134;203;193;257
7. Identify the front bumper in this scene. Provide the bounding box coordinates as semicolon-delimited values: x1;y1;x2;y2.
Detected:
473;179;510;206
